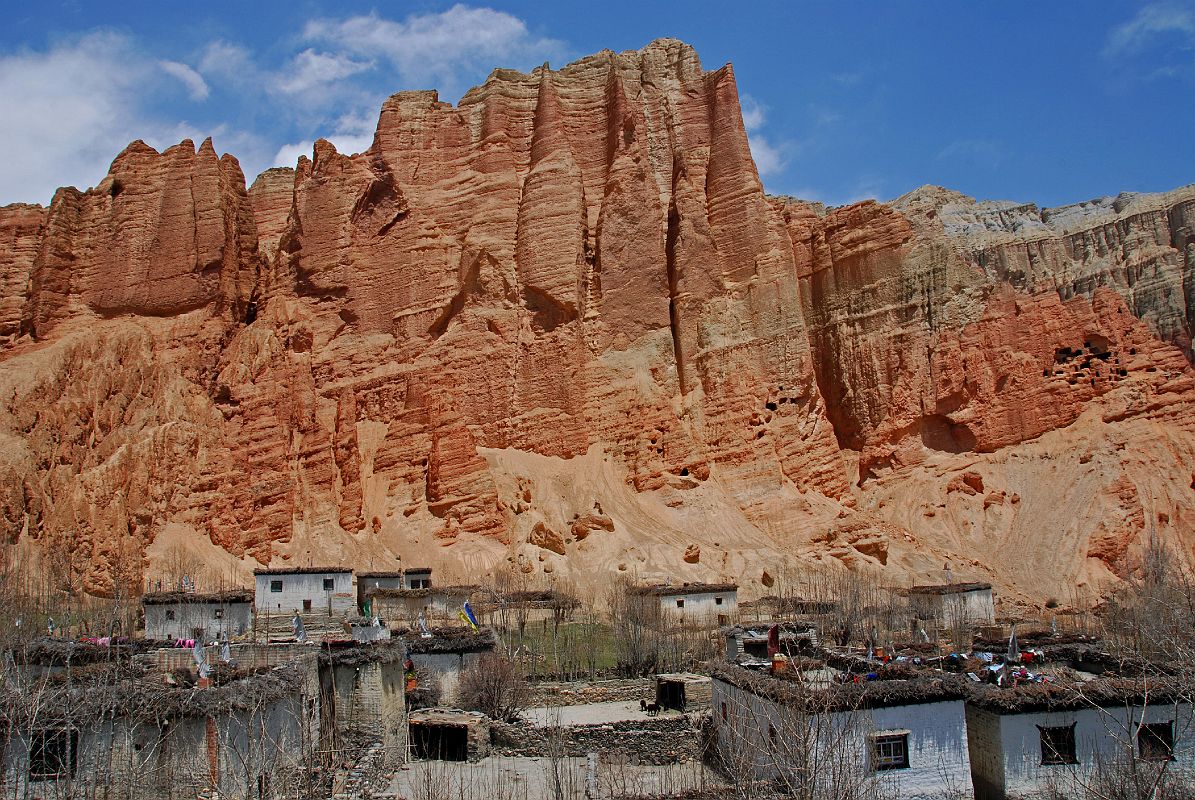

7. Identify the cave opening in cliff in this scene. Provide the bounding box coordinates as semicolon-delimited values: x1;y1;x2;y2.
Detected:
920;414;977;454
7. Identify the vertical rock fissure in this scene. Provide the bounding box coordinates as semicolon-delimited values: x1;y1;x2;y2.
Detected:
665;195;686;395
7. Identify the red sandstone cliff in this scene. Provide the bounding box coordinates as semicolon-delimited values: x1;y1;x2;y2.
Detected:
0;39;1192;603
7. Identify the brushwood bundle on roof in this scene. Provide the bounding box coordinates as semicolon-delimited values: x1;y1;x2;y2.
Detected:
0;660;311;727
906;582;992;595
972;630;1098;650
713;662;968;713
402;627;496;655
740;595;838;614
631;582;738;597
366;584;477;599
142;589;253;605
475;589;581;609
252;566;351;575
317;640;409;667
13;637;152;666
966;674;1191;713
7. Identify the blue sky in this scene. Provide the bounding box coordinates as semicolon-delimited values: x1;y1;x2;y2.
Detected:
1;1;1192;207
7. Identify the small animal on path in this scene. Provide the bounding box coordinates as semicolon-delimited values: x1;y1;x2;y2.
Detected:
646;702;660;716
640;699;647;711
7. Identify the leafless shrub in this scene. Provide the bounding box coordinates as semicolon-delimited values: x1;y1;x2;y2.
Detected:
458;652;531;722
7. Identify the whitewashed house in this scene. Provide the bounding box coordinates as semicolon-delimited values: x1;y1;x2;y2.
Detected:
356;569;433;612
402;567;432;589
366;585;478;627
2;647;316;800
711;661;973;799
632;582;738;625
907;582;994;628
253;567;355;615
142;590;253;641
966;680;1194;799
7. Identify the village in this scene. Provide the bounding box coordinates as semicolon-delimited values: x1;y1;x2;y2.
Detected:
1;554;1192;800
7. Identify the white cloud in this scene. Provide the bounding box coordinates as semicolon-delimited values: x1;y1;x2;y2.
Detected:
198;40;258;84
272;142;311;168
273;49;371;96
748;134;787;177
740;95;767;131
0;32;157;202
0;32;265;203
785;179;884;208
303;5;567;99
272;110;376;168
159;60;209;101
0;6;569;202
739;94;791;178
1105;3;1195;55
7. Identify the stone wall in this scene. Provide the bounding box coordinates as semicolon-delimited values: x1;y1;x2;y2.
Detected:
528;678;655;707
490;715;704;765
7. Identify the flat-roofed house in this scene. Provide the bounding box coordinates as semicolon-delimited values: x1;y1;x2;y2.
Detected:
711;657;972;799
907;582;995;628
631;582;738;625
356;569;434;612
365;585;477;628
253;567;355;615
964;645;1194;799
142;589;253;642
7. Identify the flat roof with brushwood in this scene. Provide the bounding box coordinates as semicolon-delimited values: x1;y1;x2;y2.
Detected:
1;657;313;726
365;584;477;599
142;589;253;605
472;589;580;609
713;660;968;713
357;567;431;578
906;582;992;595
252;566;352;575
630;582;738;596
400;626;496;655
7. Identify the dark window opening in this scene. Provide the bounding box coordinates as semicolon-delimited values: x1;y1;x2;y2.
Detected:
270;580;283;593
302;599;312;612
1139;722;1174;761
743;639;769;658
165;609;176;621
872;733;910;771
721;702;727;721
29;728;78;779
675;599;685;609
244;301;257;325
715;596;724;605
1039;724;1078;765
769;724;777;743
323;578;335;591
410;723;468;761
214;608;224;620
